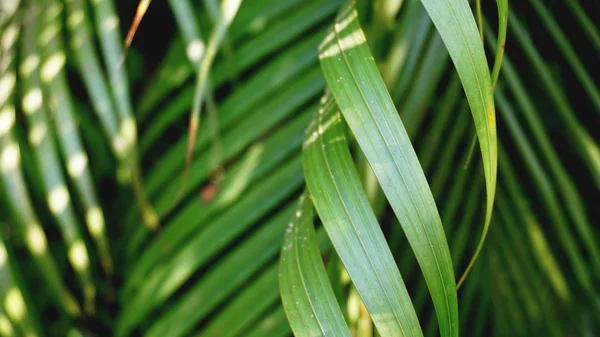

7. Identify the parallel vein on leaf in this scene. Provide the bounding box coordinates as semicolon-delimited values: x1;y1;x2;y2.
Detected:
331;15;451;330
316;98;406;336
293;223;326;336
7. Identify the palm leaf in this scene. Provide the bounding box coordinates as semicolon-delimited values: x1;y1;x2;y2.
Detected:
1;0;599;336
279;192;350;336
318;5;457;336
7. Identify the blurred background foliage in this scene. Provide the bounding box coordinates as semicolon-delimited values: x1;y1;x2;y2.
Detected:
0;0;599;336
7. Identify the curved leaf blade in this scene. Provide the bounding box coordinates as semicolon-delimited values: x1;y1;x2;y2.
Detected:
303;92;422;336
318;5;457;337
182;0;243;206
319;7;458;336
417;0;498;287
490;0;508;90
279;192;350;337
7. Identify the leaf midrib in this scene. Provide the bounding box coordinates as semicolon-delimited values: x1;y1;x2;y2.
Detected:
293;216;328;336
315;98;406;337
331;14;451;332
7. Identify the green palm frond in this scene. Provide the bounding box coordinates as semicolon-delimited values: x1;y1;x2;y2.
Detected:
0;0;598;336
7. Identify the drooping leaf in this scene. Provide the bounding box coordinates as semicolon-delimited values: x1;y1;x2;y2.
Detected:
303;91;423;336
490;0;508;89
417;0;497;287
494;88;597;296
117;158;304;336
318;5;457;336
279;192;350;337
65;0;121;150
244;308;292;337
137;0;341;120
125;110;312;286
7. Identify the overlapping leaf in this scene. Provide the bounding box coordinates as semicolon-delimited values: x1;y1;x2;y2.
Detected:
317;5;457;336
304;91;423;336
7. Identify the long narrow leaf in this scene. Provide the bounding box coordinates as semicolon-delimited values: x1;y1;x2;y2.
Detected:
125;110;311;284
65;0;120;150
417;0;497;287
318;5;457;336
118;159;303;336
21;2;96;313
183;0;243;202
564;0;600;56
196;265;280;337
245;308;291;337
141;205;299;337
41;0;113;275
490;0;508;89
90;0;157;230
508;10;600;189
137;0;340;119
0;17;80;318
303;92;422;336
529;0;600;114
168;0;204;64
279;193;350;337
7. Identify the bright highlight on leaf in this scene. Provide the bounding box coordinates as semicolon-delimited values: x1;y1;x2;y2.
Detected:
317;4;458;336
21;0;97;314
303;91;423;336
2;0;600;336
